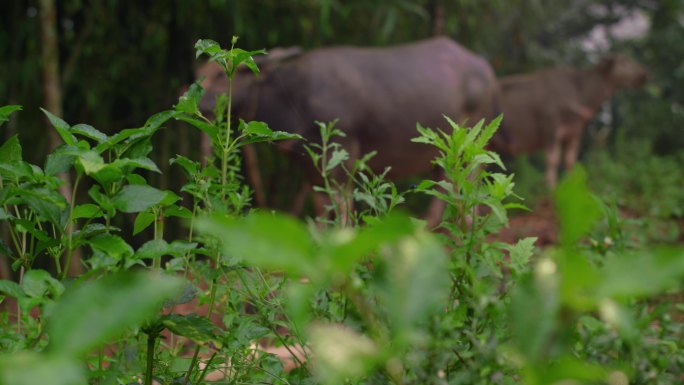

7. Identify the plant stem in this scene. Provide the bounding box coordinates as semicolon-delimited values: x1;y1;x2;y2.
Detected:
194;351;217;384
153;208;164;270
17;265;24;334
62;173;81;280
184;344;202;385
145;332;157;385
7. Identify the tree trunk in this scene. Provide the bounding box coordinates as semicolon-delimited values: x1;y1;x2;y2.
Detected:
39;0;83;277
431;0;446;36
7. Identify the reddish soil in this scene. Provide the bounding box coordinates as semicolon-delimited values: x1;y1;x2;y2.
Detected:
492;199;558;247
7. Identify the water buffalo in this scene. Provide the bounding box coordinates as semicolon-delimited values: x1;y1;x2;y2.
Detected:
490;54;649;188
197;37;500;226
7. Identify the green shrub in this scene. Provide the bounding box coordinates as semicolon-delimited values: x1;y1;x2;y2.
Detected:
0;38;683;385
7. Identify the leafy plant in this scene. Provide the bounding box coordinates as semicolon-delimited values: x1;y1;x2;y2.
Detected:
1;35;684;385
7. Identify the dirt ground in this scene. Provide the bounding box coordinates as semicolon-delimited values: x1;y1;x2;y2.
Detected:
493;199;558;247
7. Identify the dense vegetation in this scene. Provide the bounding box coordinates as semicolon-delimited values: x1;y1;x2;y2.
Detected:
0;38;683;385
1;1;683;384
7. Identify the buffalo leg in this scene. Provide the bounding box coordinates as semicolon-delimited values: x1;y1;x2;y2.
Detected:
562;129;582;172
545;141;562;189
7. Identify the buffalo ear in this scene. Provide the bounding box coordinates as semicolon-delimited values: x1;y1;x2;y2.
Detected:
254;46;303;69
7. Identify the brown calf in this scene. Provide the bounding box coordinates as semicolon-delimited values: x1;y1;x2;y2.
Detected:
491;54;648;188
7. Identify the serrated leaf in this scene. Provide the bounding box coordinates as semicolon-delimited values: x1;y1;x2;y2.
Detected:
0;105;22;126
113;157;161;173
72;204;102;219
159;190;181;206
0;279;25;299
169;155;199;176
0;135;22;162
112;185;166;213
241;120;272;136
47;271;184;357
309;323;378;383
168;241;197;256
126;173;147;185
506;237;537;275
598;247;684;299
91;164;124;185
554;167;601;245
143;110;179;131
134;239;169;261
164;205;192;219
75;150;105;174
175;81;204;115
196;212;316;277
325;149;348;172
45;151;75;176
133;211;156;235
0;353;85;385
86;234;133;260
41;108;77;146
22;188;67;226
161;313;219;345
22;269;64;299
175;115;217;141
70;124;108;143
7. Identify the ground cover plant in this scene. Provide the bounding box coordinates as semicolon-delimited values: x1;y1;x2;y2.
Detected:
1;38;684;385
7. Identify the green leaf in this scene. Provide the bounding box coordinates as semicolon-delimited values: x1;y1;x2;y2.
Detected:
380;230;449;340
308;323;378;384
95;127;147;152
126;173;148;185
143;110;180;131
22;188;67;226
326;148;349;172
0;161;33;180
506;237;537;275
175;81;204;115
169;155;199;177
241;120;273;136
91;164;124;185
0;279;25;299
112;157;161;173
239;120;304;145
554;167;601;245
175;115;218;141
72;204;102;219
75;150;105;174
86;234;133;261
112;185;167;213
164;205;192;219
161;313;219;346
0;105;22;126
194;39;222;58
133;211;156;235
557;250;600;311
534;356;607;384
598;247;684;299
45;150;75;176
134;239;170;261
328;213;416;273
0;135;22;162
196;212;316;277
510;272;559;363
0;353;85;385
47;271;184;357
168;241;197;256
22;269;64;299
159;190;181;206
40;108;77;146
70;124;108;143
